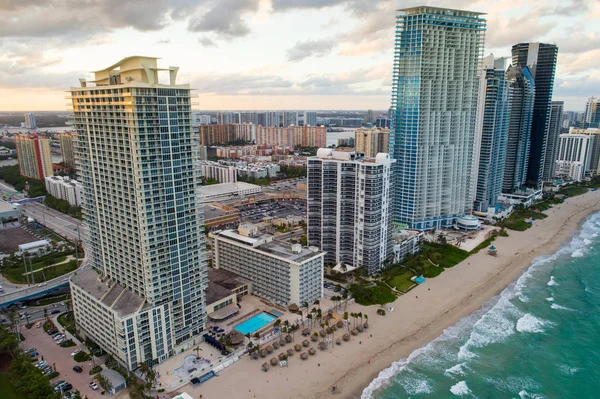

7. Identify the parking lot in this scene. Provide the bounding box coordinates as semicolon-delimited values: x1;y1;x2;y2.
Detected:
237;199;306;224
19;316;104;399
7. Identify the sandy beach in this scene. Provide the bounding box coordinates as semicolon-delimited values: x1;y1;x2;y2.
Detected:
190;191;600;399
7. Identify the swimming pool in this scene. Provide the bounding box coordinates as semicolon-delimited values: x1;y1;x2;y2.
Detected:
234;312;276;335
269;309;283;317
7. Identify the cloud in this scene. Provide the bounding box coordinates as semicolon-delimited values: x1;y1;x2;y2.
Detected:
198;37;218;47
157;39;171;44
539;0;593;16
286;40;335;61
188;0;260;38
271;0;347;10
485;10;555;49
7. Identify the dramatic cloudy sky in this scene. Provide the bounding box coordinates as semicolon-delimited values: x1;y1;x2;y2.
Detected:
0;0;597;111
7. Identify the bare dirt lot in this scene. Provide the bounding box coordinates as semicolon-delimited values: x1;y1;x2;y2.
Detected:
0;227;39;253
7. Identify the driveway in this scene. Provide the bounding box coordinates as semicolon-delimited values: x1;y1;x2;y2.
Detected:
18;316;105;399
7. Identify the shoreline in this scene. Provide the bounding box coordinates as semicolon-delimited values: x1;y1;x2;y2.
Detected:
192;191;600;399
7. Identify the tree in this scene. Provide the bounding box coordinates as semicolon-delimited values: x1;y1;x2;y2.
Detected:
138;362;156;387
43;308;48;321
0;324;19;358
193;346;203;359
343;312;349;331
96;373;113;393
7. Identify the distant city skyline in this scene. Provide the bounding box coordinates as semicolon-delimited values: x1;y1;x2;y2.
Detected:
0;0;597;111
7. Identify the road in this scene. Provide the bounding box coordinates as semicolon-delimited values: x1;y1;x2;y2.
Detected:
1;302;68;324
22;202;87;242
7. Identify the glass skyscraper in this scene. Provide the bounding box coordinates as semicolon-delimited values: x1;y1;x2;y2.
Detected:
390;6;486;230
542;101;565;180
503;65;535;192
473;55;510;212
511;43;558;188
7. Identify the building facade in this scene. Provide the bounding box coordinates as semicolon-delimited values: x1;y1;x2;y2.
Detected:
24;113;36;129
69;56;207;370
59;133;77;168
511;42;559;188
584;96;600;128
473;55;510;212
199;161;237;183
542;101;565;180
503;66;535;192
255;125;326;149
283;111;298;127
555;133;593;181
211;225;325;306
307;149;394;274
44;175;82;206
569;128;600;175
15;134;53;180
389;6;486;230
303;111;317;127
354;128;389;157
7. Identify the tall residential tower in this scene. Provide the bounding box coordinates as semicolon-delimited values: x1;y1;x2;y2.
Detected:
69;57;207;370
390;6;486;230
14;134;53;180
542;101;564;180
511;43;558;187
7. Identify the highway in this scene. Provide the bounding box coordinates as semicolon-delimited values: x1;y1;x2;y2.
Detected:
22;202;87;242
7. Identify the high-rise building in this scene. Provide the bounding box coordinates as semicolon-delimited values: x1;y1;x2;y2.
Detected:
303;111;317;127
390;6;486;230
199;161;237;183
266;111;281;127
584;96;600;128
542;101;565;180
503;66;536;192
283;111;298;127
511;42;559;187
44;175;82;206
354;127;389;157
555;133;593;181
257;112;267;126
307;149;394;274
375;117;389;128
568;128;600;176
58;133;76;168
14;134;53;180
217;112;236;124
473;55;510;212
68;56;207;371
365;109;375;124
211;224;325;306
256;125;326;149
24;113;36;129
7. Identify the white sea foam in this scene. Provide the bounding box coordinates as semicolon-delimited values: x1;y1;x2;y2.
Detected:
361;212;600;399
450;381;471;396
545;296;554;302
399;376;433;395
558;364;579;375
444;363;468;377
516;314;552;333
583;238;592;245
519;390;545;399
551;303;574;311
572;249;585;258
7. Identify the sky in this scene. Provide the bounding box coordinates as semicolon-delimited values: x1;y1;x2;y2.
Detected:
0;0;598;112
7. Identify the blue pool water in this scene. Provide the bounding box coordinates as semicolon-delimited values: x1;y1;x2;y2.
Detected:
269;309;283;317
234;312;276;334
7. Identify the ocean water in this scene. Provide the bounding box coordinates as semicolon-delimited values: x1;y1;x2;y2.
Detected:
363;212;600;399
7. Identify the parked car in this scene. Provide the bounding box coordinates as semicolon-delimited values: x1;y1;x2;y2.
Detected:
70;349;81;357
56;338;67;345
89;382;99;391
25;347;36;354
72;366;83;373
47;328;58;335
35;322;42;328
30;351;39;357
51;310;60;315
52;380;65;388
53;334;65;341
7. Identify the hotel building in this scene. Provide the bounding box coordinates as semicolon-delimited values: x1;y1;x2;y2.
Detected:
307;149;394;274
59;133;77;168
15;134;53;180
555;133;593;181
44;175;82;206
389;6;486;230
354;127;389;158
211;224;325;306
68;56;207;370
542;101;565;180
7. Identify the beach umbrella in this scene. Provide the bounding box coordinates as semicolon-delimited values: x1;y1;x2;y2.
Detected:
336;320;344;329
336;338;342;345
278;352;286;361
273;341;280;350
363;322;369;330
311;334;318;342
270;357;278;366
308;348;316;356
343;333;350;341
300;352;308;360
302;340;310;347
286;348;294;356
265;345;273;354
279;338;286;346
351;329;358;336
357;325;364;333
294;344;302;352
259;349;267;358
262;363;269;372
319;329;327;338
285;335;293;343
251;352;259;360
302;328;311;336
318;342;328;351
229;331;245;345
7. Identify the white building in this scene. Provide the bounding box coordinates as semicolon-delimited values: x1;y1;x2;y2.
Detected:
192;113;212;126
45;176;82;206
307;149;395;274
236;163;280;179
199;161;237;183
24;113;36;129
211;224;325;306
199;182;262;202
303;111;317;127
555;133;593;181
69;56;207;371
389;7;485;230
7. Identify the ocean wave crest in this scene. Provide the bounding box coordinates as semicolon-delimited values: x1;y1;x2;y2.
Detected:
516;314;553;333
547;276;558;286
450;381;471;396
550;303;574;311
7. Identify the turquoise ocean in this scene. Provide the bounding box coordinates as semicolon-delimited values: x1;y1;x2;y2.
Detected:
362;212;600;399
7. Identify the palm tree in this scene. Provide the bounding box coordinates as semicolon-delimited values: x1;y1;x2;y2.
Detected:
358;312;363;326
342;291;349;310
95;373;112;393
313;299;320;310
193;346;203;359
306;313;313;329
320;323;325;342
43;308;48;322
364;314;368;326
343;312;349;331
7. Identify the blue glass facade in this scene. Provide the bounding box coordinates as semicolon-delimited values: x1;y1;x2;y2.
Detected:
390;7;486;230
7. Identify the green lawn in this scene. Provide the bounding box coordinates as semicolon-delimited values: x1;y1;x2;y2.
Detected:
558;186;588;197
348;283;397;306
422;243;469;268
500;208;548;231
2;259;78;284
0;373;24;399
34;294;69;306
387;269;416;292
